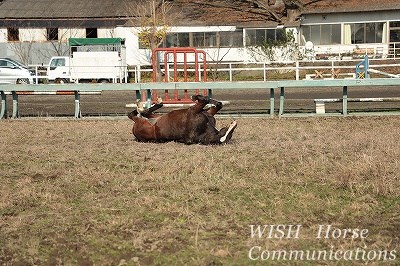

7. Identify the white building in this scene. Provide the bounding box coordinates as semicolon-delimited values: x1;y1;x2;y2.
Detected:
0;0;399;65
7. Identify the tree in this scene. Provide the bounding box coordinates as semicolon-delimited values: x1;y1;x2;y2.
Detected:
181;0;326;25
127;0;174;81
246;0;326;23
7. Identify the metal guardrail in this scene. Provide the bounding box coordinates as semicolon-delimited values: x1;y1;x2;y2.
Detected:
1;78;400;119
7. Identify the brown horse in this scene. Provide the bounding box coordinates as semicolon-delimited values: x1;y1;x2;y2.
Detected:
128;95;237;145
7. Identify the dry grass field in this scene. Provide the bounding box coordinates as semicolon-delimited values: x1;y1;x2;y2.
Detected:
0;116;399;265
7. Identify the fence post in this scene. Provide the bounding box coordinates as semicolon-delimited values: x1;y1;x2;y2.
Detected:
342;86;348;115
279;87;285;116
269;88;275;116
0;91;6;119
136;65;140;83
295;61;300;80
12;91;19;118
35;66;39;84
229;63;233;82
263;63;267;81
74;91;81;119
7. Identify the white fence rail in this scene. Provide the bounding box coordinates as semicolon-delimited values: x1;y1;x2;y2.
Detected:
21;58;400;84
127;58;400;83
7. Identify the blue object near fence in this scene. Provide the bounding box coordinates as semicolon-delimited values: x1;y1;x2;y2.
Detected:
356;55;370;79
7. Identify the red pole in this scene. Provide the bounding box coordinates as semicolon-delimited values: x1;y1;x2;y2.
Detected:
184;52;188;82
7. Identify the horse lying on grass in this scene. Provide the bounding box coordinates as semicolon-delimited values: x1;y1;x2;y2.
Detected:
128;95;237;145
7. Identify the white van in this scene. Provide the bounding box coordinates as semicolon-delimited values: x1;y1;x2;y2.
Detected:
0;58;34;84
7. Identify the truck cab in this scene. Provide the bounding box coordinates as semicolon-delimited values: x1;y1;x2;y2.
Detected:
48;56;71;83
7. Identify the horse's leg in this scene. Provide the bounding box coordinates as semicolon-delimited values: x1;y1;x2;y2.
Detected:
128;109;139;120
197;121;237;145
141;103;163;117
128;102;163;120
204;99;223;127
190;95;210;113
207;99;223;116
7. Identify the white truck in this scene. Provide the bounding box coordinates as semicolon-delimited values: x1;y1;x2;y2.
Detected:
47;38;127;83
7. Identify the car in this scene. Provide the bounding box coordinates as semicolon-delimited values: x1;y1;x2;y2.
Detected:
0;58;34;84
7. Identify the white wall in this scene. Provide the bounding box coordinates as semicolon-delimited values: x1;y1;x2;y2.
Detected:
19;28;47;42
114;26;148;66
0;29;7;42
59;28;86;41
98;28;115;38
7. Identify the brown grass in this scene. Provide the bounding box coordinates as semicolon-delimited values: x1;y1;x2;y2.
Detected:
0;116;399;265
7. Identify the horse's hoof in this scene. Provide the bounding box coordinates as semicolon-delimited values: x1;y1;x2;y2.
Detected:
220;121;237;143
136;101;145;113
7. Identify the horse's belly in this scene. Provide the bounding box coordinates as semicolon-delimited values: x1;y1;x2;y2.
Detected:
154;112;187;141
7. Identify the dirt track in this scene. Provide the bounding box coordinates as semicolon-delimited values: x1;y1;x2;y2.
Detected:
2;86;400;117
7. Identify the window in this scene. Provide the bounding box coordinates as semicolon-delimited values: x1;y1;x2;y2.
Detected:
145;31;244;48
191;32;217;47
389;21;400;43
0;59;13;67
204;32;216;47
50;58;66;68
301;24;340;45
219;30;243;47
86;28;97;38
390;30;400;42
7;28;19;41
344;23;384;44
0;59;20;68
390;21;400;28
245;28;286;46
46;28;59;41
192;32;203;47
165;33;190;47
163;31;243;48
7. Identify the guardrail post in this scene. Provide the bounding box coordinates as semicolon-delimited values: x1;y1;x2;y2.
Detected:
135;90;141;101
279;87;285;116
74;91;81;118
263;63;267;82
12;91;19;118
146;89;152;108
229;63;233;82
35;66;39;84
342;86;348;115
208;89;213;99
1;91;6;119
270;88;275;116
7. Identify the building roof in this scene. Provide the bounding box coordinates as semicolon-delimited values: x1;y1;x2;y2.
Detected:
0;0;399;28
0;0;129;19
302;0;400;14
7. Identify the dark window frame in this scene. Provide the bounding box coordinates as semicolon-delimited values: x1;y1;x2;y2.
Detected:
85;28;98;38
46;28;59;41
7;27;19;41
